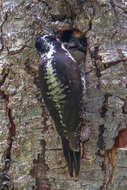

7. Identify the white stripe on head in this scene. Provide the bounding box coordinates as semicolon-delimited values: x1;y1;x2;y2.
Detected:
61;44;76;62
41;34;49;40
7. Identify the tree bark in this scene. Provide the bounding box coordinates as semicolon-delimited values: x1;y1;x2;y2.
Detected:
0;0;127;189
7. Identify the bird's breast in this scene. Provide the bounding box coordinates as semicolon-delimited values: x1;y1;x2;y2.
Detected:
44;60;68;101
43;59;69;128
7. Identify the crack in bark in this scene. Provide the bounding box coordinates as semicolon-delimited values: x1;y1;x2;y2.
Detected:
100;94;111;118
98;94;112;190
0;73;16;190
110;0;126;29
101;48;127;70
98;93;112;153
30;99;52;189
110;0;119;24
0;93;16;190
91;54;127;74
97;125;105;155
97;94;110;156
101;58;127;70
0;12;8;53
93;47;101;77
100;151;110;190
101;95;127;190
7;45;31;56
90;46;102;88
31;139;51;190
115;4;127;14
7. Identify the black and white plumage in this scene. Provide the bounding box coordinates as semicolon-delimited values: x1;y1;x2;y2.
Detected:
35;34;83;177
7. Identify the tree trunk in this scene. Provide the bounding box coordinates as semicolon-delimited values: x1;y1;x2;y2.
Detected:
0;0;127;189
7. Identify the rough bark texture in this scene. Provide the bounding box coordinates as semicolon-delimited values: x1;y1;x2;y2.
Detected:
0;0;127;190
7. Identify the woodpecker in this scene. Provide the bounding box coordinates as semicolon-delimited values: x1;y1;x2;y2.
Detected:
60;29;87;61
35;34;83;177
59;29;87;96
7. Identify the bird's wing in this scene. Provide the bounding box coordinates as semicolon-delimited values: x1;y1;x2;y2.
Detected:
38;50;83;150
54;50;83;140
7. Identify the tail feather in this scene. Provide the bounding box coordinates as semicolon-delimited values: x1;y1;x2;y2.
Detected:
62;138;80;177
73;151;80;176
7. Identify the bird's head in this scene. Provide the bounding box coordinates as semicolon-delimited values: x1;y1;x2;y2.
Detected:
60;29;87;53
35;34;60;54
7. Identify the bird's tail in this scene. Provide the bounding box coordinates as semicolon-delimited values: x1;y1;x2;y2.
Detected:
62;138;80;177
